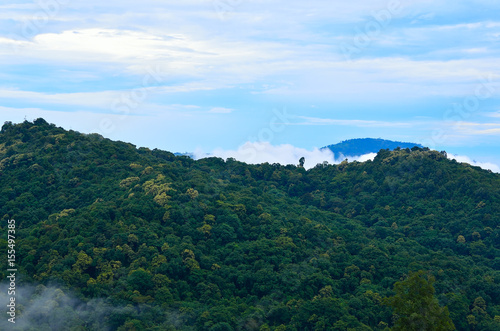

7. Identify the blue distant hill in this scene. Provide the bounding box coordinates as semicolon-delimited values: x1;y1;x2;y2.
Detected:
174;152;194;157
322;138;424;157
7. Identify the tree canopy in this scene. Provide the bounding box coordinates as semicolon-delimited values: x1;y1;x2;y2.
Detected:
384;270;455;330
0;119;499;330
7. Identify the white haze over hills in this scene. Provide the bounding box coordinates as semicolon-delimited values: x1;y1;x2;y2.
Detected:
193;141;500;173
447;154;500;174
193;142;375;170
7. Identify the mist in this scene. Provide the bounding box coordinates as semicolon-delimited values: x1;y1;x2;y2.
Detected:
194;142;377;170
0;283;135;330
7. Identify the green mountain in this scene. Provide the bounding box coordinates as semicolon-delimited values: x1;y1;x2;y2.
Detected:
1;119;499;330
322;138;424;157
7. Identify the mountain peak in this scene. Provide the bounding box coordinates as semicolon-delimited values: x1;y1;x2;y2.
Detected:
322;138;423;157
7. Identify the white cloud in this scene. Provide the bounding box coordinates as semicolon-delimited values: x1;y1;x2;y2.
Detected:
3;18;499;102
3;28;207;64
196;142;499;174
451;121;500;136
485;111;500;118
0;82;219;112
0;89;120;109
448;154;500;173
194;141;377;169
353;152;377;162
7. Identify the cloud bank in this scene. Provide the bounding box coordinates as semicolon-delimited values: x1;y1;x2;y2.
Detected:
194;142;376;169
194;142;499;173
0;283;113;330
0;282;186;330
448;154;500;173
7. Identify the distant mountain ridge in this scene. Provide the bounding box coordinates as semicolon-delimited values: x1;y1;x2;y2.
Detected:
322;138;424;157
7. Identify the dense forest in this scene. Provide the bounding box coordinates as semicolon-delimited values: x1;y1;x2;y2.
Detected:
0;119;499;330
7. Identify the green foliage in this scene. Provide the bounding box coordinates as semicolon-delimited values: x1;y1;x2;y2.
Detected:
384;270;455;330
128;268;153;292
0;119;499;330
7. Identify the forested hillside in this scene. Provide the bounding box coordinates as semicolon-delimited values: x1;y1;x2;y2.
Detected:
0;119;499;330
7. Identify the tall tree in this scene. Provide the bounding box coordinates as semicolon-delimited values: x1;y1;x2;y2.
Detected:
384;270;455;331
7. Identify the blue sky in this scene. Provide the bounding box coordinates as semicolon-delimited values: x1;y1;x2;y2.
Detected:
1;0;499;170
